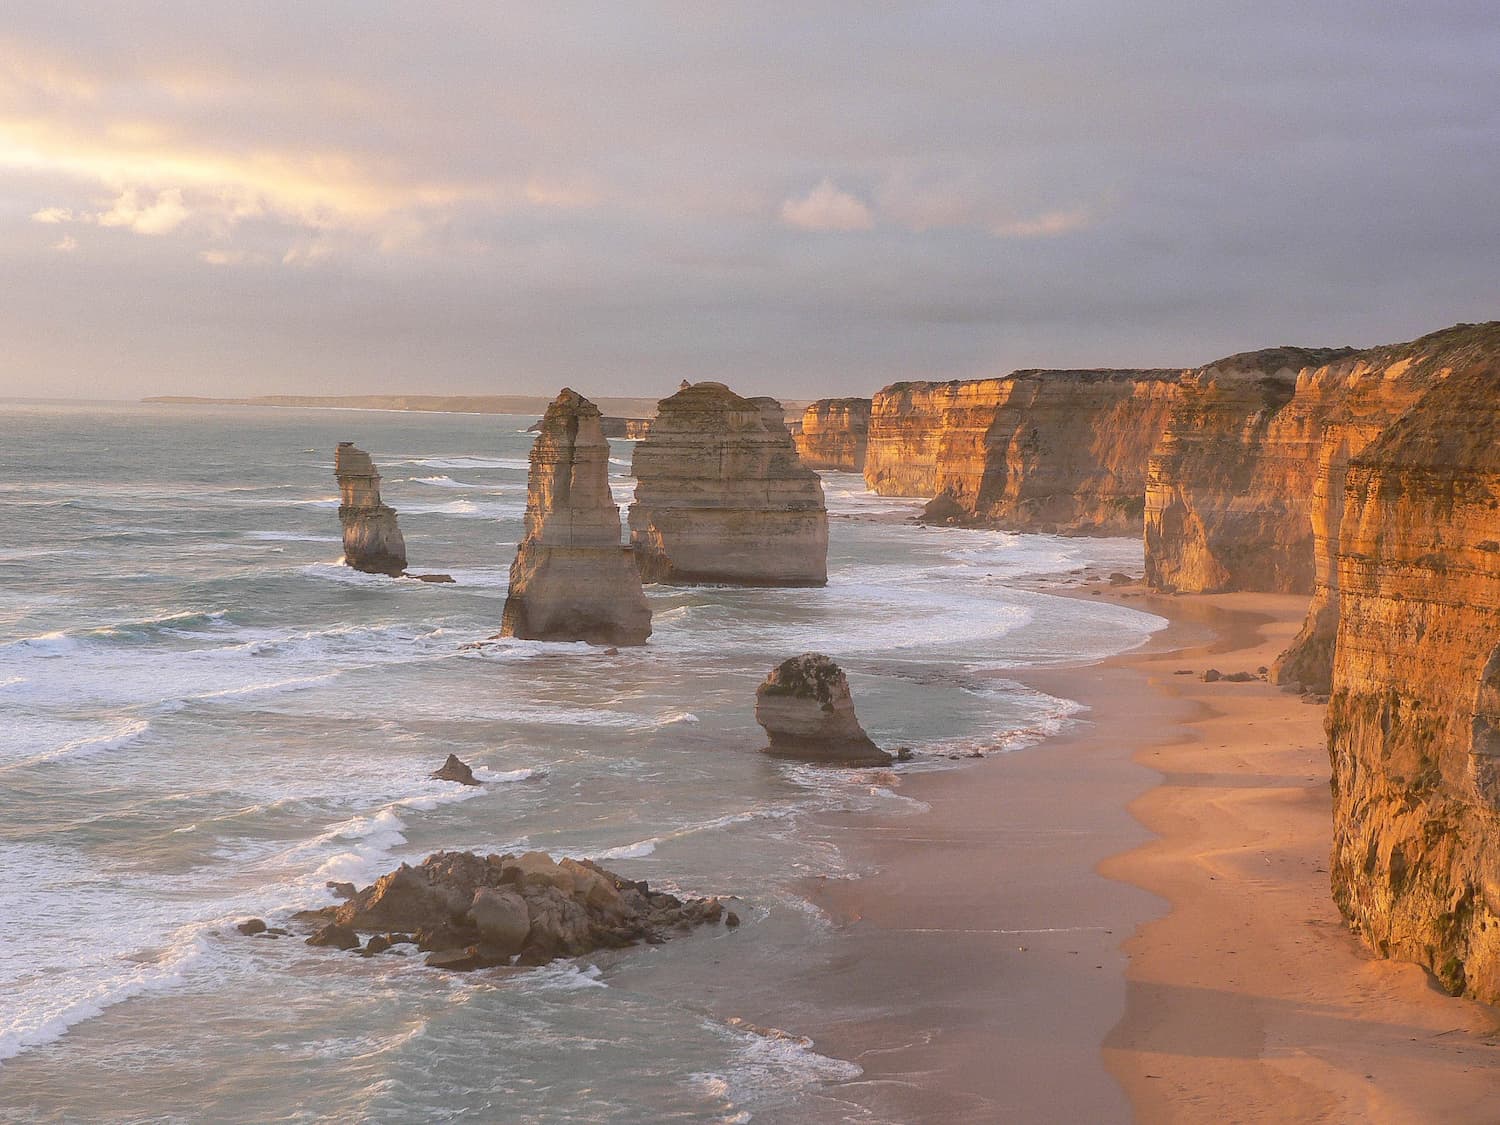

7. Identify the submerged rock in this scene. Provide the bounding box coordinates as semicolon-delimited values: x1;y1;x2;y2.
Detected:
334;442;407;577
500;389;652;646
430;753;479;786
628;382;828;586
754;653;892;766
292;849;729;971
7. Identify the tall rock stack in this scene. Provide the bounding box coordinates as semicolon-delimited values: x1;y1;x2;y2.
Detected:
628;382;828;586
796;398;871;473
334;442;408;577
1325;336;1500;1001
500;389;651;645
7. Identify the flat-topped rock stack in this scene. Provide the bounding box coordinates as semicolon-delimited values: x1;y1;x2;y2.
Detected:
334;442;408;577
796;397;871;472
500;389;651;645
628;382;828;586
754;653;892;766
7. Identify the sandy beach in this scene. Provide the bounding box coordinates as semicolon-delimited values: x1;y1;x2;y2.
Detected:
773;584;1500;1123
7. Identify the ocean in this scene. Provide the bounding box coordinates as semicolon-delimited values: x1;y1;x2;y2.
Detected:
0;400;1163;1122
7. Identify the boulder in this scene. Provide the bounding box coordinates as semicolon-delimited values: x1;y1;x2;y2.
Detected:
500;389;652;645
430;754;479;786
334;443;407;576
467;888;530;958
754;653;892;766
306;922;361;950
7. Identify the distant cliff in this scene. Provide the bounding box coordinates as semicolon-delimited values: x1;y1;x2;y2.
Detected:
796;398;871;472
864;371;1182;533
145;393;664;418
1326;339;1500;1001
1142;346;1358;593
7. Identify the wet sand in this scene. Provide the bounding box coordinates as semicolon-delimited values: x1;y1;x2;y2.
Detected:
771;585;1500;1123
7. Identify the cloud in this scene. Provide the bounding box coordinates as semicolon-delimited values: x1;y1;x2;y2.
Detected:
97;188;189;234
31;206;71;223
779;179;875;232
991;207;1093;239
51;234;77;252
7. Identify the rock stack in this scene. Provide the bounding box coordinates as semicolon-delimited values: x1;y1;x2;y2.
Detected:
796;397;871;473
334;442;407;577
500;389;652;645
628;382;828;586
754;653;892;766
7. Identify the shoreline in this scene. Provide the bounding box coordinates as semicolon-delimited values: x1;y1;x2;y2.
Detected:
768;582;1500;1122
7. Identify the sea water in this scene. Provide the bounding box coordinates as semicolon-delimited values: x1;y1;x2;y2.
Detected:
0;401;1163;1122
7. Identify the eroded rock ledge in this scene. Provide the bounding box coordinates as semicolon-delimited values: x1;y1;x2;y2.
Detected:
628;382;828;586
293;849;732;971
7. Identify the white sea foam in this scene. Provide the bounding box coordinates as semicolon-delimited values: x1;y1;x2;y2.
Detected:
397;456;531;471
690;1017;862;1118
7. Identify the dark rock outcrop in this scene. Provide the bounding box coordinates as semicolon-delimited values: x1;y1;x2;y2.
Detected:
334;443;407;576
628;383;828;586
295;849;729;970
500;389;652;646
430;754;479;786
754;653;892;766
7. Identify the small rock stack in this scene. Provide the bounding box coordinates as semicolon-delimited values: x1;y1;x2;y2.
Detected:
754;653;892;766
334;442;407;577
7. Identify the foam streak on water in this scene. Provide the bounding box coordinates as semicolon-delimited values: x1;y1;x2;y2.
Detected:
0;402;1163;1121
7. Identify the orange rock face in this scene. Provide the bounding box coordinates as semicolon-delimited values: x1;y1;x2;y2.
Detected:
334;442;407;577
1143;347;1357;593
864;371;1181;532
1325;333;1500;1000
795;398;870;472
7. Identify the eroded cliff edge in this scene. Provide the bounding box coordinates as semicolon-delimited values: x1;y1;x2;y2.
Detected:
864;371;1181;533
1326;339;1500;1001
628;382;828;586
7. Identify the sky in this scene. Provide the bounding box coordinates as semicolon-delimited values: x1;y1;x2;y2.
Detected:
2;3;1497;401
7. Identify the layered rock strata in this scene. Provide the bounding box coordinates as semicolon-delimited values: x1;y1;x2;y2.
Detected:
1143;347;1360;593
628;383;828;586
1274;324;1500;689
796;398;871;473
295;849;730;970
501;389;651;645
754;653;892;766
1325;341;1500;1000
864;371;1181;533
335;442;408;576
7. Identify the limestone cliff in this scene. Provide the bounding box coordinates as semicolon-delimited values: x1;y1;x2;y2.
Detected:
1274;325;1500;690
628;382;828;586
500;389;651;645
334;443;407;577
864;371;1181;533
1143;347;1357;593
796;398;871;473
1325;337;1500;1000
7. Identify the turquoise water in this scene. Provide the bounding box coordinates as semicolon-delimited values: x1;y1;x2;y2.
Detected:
0;401;1162;1122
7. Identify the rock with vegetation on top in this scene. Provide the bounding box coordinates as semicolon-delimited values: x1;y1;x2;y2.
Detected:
754;653;892;766
628;382;828;586
334;442;408;577
500;389;652;645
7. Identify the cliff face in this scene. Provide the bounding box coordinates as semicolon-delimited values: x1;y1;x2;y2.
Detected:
628;383;828;586
864;371;1181;533
796;398;871;473
334;443;407;577
500;389;651;645
1274;325;1500;689
1325;338;1500;1000
1143;347;1358;593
